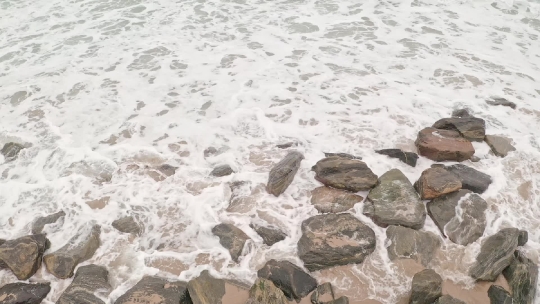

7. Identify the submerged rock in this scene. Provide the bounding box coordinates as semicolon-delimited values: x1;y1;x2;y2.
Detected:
409;269;443;304
31;210;66;234
115;276;188;304
298;213;376;271
57;264;111;304
0;282;51;304
432;117;486;142
210;164;234;177
375;149;419;167
246;278;288;304
312;156;378;192
266;151;304;196
112;215;142;235
323;152;361;160
386;225;440;267
451;108;473;118
415;167;462;200
444;164;492;194
1;142;25;161
250;223;286;246
415;127;475;162
486;97;516;109
364;169;425;229
0;234;50;280
311;282;335;304
487;285;512;304
211;223;250;262
433;295;465;304
503;251;538;304
257;259;317;301
310;186;363;213
485;135;516;157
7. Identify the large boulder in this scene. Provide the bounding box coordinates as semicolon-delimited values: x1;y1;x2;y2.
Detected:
386;225;440;267
57;264;111;304
502;251;538;304
298;213;376;271
112;215;142;235
444;164;492;194
115;276;188;304
257;259;317;301
433;295;465;304
427;190;487;245
487;285;512;304
0;234;50;280
246;278;288;304
250;223;286;246
0;282;51;304
44;224;101;279
1;142;25;161
31;210;66;234
409;269;443;304
312;156;378;192
414;167;461;200
415;127;475;162
469;228;526;281
310;186;363;213
267;151;304;196
432;117;486;142
211;223;250;262
364;169;425;229
375;149;418;167
485;135;516;157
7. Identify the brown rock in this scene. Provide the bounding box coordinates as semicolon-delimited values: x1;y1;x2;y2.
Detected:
414;167;462;199
246;278;288;304
0;234;50;280
415;127;475;162
310;186;363;213
485;135;516;157
267;151;304;196
114;276;188;304
57;264;111;304
0;282;51;304
312;156;378;192
432;117;486;141
211;223;250;262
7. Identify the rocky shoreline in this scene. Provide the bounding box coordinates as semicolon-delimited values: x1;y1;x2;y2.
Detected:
0;108;538;304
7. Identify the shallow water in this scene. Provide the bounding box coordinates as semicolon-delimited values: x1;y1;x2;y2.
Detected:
1;0;540;302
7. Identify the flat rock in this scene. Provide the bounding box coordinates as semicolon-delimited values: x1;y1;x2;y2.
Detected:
267;151;304;196
250;223;286;246
469;228;525;281
298;213;376;271
312;156;378;192
375;149;419;167
386;225;440;267
0;234;50;280
415;127;475;162
486;97;516;109
451;108;473;118
311;282;335;304
212;223;250;262
415;167;462;200
433;295;465;304
444;164;492;194
115;276;188;304
502;251;538;304
409;269;443;304
31;210;66;234
0;282;51;304
1;142;25;161
257;259;317;300
487;285;512;304
364;169;425;229
44;224;101;279
246;278;288;304
187;270;226;304
310;186;363;213
210;164;234;177
323;152;361;160
428;190;487;245
112;215;142;235
57;264;111;304
432;117;486;141
485;135;516;157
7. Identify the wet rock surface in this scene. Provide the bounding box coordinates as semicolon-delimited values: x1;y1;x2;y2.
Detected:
485;135;516;157
311;282;335;304
298;213;376;271
487;285;512;304
375;149;418;167
266;151;304;196
386;225;441;267
31;210;66;234
444;164;492;194
0;282;51;304
211;223;250;262
312;156;378;192
433;295;466;304
409;269;443;304
1;142;25;161
323;152;361;160
187;270;226;304
451;108;473;118
415;127;475;162
250;223;286;246
115;276;188;304
210;164;234;177
502;251;538;304
57;264;111;304
414;167;462;200
432;117;486;141
486;97;516;109
257;259;317;301
112;215;142;235
0;234;50;280
310;186;363;213
364;169;425;229
246;278;288;304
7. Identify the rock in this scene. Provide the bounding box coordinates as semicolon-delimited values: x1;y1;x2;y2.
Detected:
0;282;51;304
469;228;525;281
277;142;297;149
433;295;466;304
115;276;188;304
156;164;177;176
470;156;481;162
210;164;234;177
452;108;473;118
486;97;516;109
485;135;516;157
444;164;492;194
375;149;419;167
323;152;361;160
487;285;512;304
518;230;528;246
415;127;475;162
311;282;335;303
409;269;443;304
1;142;25;161
57;264;111;304
414;167;462;200
503;251;538;304
211;223;250;262
187;270;225;304
364;169;425;229
43;224;101;279
31;210;66;234
250;223;286;246
257;259;317;300
246;278;288;304
112;216;142;235
386;225;440;267
310;186;363;213
266;151;304;196
0;234;50;280
312;157;378;192
326;297;349;304
432;117;486;142
298;213;376;271
427;190;487;245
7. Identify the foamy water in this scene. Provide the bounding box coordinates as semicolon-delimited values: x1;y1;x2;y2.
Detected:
1;0;539;302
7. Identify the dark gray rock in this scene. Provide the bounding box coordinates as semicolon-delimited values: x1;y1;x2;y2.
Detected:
503;251;538;304
487;285;512;304
187;270;227;304
444;164;492;194
409;269;442;304
115;276;188;304
415;127;475;162
310;186;363;213
427;190;487;245
210;164;234;177
257;259;317;301
485;135;516;157
414;167;462;200
57;264;111;304
323;152;361;160
298;213;376;271
112;216;142;235
0;239;5;269
311;282;334;304
433;295;465;304
452;108;473;118
31;210;66;234
0;282;51;304
386;225;440;267
277;142;296;149
250;223;286;246
364;169;425;229
267;151;304;196
486;97;516;109
518;230;528;246
312;157;378;192
246;278;288;304
212;223;250;262
1;142;25;161
375;149;419;167
432;117;486;142
0;234;50;280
